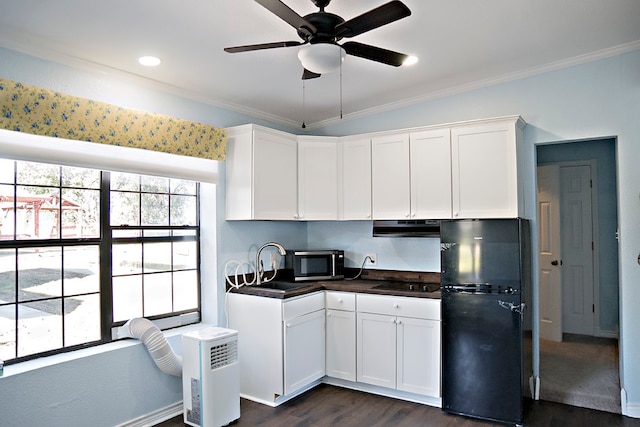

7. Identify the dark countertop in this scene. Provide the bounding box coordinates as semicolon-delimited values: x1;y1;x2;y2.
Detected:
229;269;442;300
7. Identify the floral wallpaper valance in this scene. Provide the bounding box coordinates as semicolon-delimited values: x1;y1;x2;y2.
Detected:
0;77;227;160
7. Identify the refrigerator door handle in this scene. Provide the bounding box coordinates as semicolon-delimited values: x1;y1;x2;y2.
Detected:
498;300;525;315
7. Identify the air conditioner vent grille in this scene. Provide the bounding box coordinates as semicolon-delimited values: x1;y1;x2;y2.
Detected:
210;340;238;370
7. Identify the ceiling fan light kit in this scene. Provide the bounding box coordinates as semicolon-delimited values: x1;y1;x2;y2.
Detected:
298;43;346;74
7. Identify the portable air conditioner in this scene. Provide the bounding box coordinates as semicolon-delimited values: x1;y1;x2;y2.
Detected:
182;327;240;427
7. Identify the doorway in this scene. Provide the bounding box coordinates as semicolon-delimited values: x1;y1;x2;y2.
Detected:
536;138;620;413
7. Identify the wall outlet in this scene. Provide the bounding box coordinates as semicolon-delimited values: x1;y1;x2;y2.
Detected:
366;253;377;266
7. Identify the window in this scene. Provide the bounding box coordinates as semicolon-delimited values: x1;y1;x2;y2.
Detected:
0;159;200;363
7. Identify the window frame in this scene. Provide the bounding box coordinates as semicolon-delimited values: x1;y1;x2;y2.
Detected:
0;160;201;364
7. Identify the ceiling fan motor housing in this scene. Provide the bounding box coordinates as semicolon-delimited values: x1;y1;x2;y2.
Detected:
298;12;345;43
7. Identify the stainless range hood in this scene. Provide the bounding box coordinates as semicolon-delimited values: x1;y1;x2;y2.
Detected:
372;219;441;237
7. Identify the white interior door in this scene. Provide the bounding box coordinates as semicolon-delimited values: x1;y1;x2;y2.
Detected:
560;165;595;335
537;165;563;342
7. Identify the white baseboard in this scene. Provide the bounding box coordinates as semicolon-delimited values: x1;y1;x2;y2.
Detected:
115;401;183;427
621;389;640;418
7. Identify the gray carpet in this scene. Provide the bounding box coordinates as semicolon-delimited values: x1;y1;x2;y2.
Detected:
540;333;621;414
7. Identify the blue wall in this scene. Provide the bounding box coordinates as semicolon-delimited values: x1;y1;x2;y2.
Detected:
1;45;640;419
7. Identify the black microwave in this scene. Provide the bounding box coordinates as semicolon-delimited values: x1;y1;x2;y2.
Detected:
283;250;345;282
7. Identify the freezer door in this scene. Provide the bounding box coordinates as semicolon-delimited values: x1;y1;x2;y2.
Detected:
441;291;524;424
440;219;525;287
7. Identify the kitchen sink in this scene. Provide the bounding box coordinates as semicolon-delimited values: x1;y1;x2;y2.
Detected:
372;282;440;293
251;281;313;292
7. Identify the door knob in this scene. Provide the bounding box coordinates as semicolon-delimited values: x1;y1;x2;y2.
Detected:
551;260;559;266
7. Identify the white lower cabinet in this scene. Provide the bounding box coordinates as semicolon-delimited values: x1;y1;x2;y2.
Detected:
227;292;325;405
284;308;325;394
325;291;356;381
356;294;441;398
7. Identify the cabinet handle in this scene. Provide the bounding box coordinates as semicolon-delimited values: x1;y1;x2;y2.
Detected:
404;213;410;218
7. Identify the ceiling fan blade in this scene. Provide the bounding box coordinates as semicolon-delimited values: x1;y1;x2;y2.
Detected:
255;0;317;36
342;41;408;67
335;1;411;38
224;41;305;53
302;68;321;80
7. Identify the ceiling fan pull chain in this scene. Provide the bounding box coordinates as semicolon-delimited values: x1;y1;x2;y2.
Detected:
301;80;307;129
339;49;343;120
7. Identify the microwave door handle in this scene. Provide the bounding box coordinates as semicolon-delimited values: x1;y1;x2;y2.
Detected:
332;253;336;277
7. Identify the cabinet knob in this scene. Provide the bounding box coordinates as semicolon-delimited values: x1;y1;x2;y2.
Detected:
338;298;343;303
405;213;410;218
397;319;402;325
394;303;399;309
286;323;291;328
366;214;371;219
327;312;332;317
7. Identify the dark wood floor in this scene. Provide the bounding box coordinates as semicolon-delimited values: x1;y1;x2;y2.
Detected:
155;384;640;427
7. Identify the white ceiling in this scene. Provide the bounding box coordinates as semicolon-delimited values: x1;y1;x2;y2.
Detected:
1;0;639;130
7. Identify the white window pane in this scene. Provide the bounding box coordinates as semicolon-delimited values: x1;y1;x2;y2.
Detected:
170;195;197;226
61;166;100;189
0;159;14;183
18;300;63;357
173;241;197;270
141;193;169;225
143;242;172;273
0;248;16;302
112;244;142;275
16;161;60;186
110;172;139;191
64;294;100;346
18;247;62;301
110;191;140;226
143;272;173;316
0;304;16;360
170;179;196;195
141;175;169;193
63;246;100;295
173;270;198;311
62;188;100;238
112;276;142;322
15;186;60;239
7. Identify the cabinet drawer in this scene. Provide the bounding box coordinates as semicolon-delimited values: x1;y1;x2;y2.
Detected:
357;294;440;320
283;291;325;321
326;291;356;311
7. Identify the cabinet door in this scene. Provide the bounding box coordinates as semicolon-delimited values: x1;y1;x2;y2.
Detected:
357;312;396;388
371;133;410;219
253;129;298;220
298;139;339;220
451;122;519;218
396;317;441;397
284;309;326;395
326;309;356;381
341;137;372;220
410;129;452;219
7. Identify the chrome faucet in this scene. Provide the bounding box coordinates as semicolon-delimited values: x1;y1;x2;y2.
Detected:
255;242;286;284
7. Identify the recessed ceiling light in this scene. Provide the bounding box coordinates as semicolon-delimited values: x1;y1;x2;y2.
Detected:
403;55;419;66
138;56;162;67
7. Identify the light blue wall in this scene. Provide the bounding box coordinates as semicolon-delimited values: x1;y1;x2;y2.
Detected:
537;139;619;334
313;50;640;414
1;45;640;418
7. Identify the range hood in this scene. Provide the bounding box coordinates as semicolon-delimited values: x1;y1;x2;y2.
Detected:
372;220;441;238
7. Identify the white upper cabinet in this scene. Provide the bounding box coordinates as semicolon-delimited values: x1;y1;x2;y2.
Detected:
297;137;339;220
372;129;452;220
451;118;525;218
340;137;372;220
409;129;452;219
226;125;298;220
371;133;411;219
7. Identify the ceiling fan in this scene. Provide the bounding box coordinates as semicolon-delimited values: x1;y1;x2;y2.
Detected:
224;0;412;80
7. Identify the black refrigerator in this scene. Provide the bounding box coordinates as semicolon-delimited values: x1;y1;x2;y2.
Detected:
440;218;532;425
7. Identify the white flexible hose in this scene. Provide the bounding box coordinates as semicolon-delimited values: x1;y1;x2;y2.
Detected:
122;317;183;377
